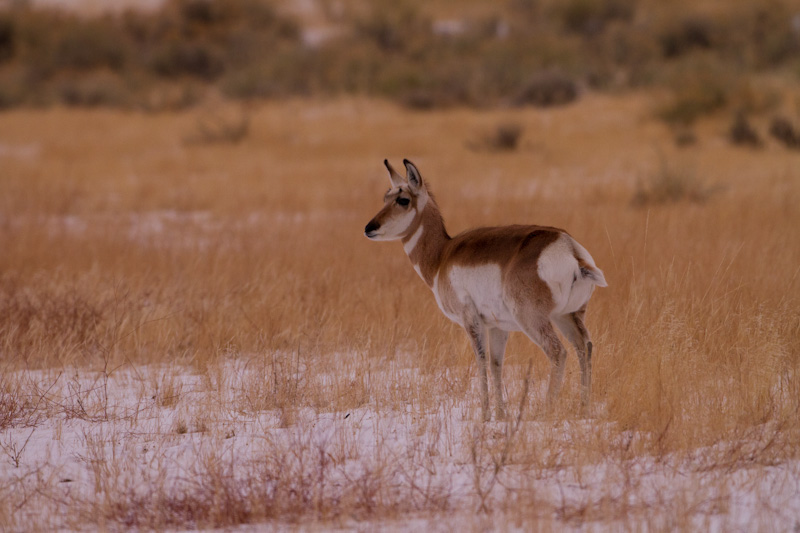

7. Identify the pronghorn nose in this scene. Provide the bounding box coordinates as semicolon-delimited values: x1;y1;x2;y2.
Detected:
364;220;380;235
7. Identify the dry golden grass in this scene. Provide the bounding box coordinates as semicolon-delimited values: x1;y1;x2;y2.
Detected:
1;92;799;528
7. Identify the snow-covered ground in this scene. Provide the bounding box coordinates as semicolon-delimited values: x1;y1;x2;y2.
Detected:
2;360;799;530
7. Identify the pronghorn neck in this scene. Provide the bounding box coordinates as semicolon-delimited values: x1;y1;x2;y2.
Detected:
401;195;449;287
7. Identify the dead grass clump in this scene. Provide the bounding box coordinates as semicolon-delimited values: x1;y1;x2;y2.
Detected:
0;279;106;364
631;158;720;206
234;350;306;414
153;370;183;408
90;429;450;529
184;106;250;144
0;376;23;430
174;418;189;434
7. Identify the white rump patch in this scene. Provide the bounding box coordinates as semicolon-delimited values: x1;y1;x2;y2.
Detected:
572;239;608;287
538;234;597;316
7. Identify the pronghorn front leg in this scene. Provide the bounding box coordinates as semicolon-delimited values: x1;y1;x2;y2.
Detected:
464;317;490;421
488;328;509;420
540;324;568;411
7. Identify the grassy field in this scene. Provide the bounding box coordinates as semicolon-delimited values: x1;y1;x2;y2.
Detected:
1;91;800;529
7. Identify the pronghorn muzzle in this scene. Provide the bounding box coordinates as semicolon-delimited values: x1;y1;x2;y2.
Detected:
364;219;380;238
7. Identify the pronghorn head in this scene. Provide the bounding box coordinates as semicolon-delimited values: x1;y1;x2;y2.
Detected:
364;159;429;241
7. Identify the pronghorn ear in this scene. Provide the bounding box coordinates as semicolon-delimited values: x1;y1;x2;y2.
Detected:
384;159;405;188
403;159;423;191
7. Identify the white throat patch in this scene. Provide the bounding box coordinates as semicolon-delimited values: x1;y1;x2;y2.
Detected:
403;224;424;255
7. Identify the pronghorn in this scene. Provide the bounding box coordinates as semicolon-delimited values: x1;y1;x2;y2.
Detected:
365;159;607;420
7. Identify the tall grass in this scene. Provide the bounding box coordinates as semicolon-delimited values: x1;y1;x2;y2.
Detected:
0;94;799;528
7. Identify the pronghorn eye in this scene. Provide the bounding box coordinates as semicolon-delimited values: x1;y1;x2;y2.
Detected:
396;197;410;207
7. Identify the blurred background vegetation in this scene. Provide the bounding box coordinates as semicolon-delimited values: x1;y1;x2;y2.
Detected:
0;0;799;125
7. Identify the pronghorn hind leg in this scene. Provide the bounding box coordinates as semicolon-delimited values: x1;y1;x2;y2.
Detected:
464;319;490;421
488;328;509;420
554;310;592;415
572;308;593;414
520;319;567;413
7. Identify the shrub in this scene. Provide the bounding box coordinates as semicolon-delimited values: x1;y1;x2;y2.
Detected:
381;60;474;109
56;71;131;107
514;70;578;107
554;0;635;36
657;58;731;125
658;16;714;58
354;0;431;53
150;40;225;80
53;17;129;71
728;112;762;148
468;122;525;152
221;64;279;99
769;116;800;149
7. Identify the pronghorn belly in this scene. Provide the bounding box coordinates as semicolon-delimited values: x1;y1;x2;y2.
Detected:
537;234;593;316
437;264;520;330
